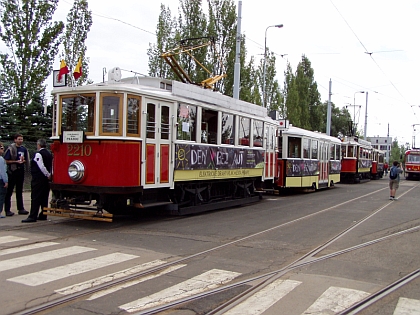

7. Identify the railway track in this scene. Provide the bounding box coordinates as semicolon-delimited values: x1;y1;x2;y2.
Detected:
11;183;419;315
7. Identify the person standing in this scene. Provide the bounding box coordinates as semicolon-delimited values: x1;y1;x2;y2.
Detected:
389;160;403;200
384;162;389;176
0;143;9;218
4;133;30;216
22;139;52;223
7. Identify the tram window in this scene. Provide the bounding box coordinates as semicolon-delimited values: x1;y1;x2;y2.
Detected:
101;94;122;135
270;126;275;150
127;95;141;136
330;144;335;160
336;144;341;160
201;108;218;144
177;103;196;141
288;137;301;158
146;103;156;139
221;112;235;144
303;138;310;158
239;117;250;146
347;145;354;157
311;140;318;159
253;120;263;147
278;135;283;159
61;94;95;134
161;105;170;140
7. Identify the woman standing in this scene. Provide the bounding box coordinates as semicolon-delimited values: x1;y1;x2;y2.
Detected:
0;142;9;218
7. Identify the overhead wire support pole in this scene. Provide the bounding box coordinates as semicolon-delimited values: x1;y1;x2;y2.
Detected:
262;24;283;108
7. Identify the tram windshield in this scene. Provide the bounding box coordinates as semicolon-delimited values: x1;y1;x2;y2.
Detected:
61;94;95;134
407;154;420;163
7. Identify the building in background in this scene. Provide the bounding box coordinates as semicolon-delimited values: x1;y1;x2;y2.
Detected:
368;136;392;162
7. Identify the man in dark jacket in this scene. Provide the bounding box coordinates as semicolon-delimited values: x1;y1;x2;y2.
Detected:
4;133;30;216
22;139;52;223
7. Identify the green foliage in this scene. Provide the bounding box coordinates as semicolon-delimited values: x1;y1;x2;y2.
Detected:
0;0;64;106
62;0;92;86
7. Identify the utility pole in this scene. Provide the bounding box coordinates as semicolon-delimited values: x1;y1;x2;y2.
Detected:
233;1;242;99
326;79;332;135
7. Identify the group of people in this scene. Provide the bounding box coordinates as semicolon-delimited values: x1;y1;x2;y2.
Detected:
0;134;52;223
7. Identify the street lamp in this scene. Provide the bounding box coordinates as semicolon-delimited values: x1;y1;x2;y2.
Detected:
262;24;283;108
353;91;365;135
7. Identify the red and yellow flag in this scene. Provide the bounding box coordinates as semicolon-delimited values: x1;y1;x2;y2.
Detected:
73;57;83;80
58;59;69;81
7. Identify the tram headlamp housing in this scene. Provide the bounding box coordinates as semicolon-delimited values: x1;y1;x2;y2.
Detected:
68;160;85;182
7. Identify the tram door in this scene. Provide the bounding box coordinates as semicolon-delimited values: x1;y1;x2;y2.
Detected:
144;99;172;188
319;141;329;185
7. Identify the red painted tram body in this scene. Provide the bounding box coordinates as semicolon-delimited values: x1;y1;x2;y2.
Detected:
403;149;420;180
48;70;281;216
340;136;373;183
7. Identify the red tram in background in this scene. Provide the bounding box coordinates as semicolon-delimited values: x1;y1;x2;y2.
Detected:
403;149;420;180
340;136;373;183
371;148;385;179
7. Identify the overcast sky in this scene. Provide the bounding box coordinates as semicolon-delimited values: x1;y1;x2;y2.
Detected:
47;0;420;146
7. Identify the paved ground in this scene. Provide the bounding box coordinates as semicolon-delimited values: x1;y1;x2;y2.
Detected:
0;191;65;226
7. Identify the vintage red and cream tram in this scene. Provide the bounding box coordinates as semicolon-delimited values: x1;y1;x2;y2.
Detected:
370;148;385;179
273;126;342;190
403;149;420;180
46;68;280;218
340;136;373;183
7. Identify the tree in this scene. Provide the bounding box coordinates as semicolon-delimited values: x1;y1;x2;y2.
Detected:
62;0;92;86
147;4;178;79
0;0;64;107
390;138;404;163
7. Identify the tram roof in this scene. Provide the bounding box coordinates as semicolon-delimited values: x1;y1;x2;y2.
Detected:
282;125;342;143
52;74;269;120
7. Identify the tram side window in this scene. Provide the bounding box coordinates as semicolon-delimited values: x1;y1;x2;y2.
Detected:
239;117;250;146
161;105;170;140
127;95;141;136
288;137;301;158
177;103;197;141
253;120;263;147
303;138;310;158
311;140;318;159
61;94;95;134
336;144;341;160
101;94;122;135
201;108;218;144
146;103;156;139
221;112;235;144
330;144;335;160
347;145;354;158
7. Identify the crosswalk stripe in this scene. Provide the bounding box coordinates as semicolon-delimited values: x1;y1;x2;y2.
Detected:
0;242;59;256
301;286;370;314
224;279;302;315
8;253;138;286
1;246;96;272
56;259;168;295
394;297;420;315
87;264;187;300
0;236;28;244
119;269;241;313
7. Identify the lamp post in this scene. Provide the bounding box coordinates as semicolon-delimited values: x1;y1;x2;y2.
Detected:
262;24;283;108
353;91;365;136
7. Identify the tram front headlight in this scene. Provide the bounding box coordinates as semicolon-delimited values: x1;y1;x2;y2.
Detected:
68;160;85;182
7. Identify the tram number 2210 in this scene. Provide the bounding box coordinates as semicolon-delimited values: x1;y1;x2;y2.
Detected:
67;144;92;157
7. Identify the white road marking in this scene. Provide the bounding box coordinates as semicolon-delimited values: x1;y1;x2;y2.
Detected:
301;286;370;314
87;264;186;300
119;268;241;313
1;246;96;272
224;279;302;315
56;259;168;295
0;242;59;256
394;297;420;315
0;236;28;244
8;253;138;286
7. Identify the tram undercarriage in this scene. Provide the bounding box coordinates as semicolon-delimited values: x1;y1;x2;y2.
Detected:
45;178;263;221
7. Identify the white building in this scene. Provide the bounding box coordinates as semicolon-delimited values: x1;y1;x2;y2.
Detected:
368;136;392;163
